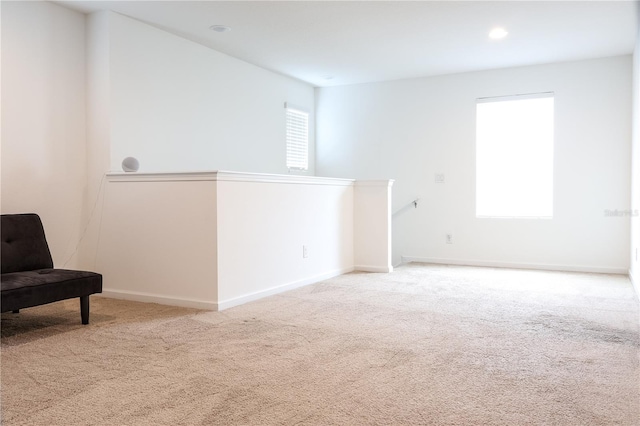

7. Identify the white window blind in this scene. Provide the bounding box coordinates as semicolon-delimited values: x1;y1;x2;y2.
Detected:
285;104;309;170
476;93;554;218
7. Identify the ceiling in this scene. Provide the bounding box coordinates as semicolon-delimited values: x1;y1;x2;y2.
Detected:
56;1;639;87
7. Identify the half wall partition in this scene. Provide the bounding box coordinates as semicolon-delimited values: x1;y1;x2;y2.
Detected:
97;171;393;310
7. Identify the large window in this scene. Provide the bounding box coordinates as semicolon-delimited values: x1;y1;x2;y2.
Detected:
476;93;554;218
285;103;309;171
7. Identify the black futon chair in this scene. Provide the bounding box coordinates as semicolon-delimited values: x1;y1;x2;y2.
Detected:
1;213;102;324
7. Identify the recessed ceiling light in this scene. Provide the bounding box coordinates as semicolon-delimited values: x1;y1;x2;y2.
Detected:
323;76;334;80
210;25;231;33
489;27;508;40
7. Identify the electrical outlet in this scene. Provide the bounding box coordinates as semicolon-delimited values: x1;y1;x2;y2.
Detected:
303;245;309;258
435;174;445;184
446;233;453;244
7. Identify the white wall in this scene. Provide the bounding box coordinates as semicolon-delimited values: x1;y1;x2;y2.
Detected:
108;12;315;174
79;10;317;270
1;1;86;267
216;173;354;308
631;25;640;295
317;56;632;273
353;181;394;272
95;172;358;310
98;176;218;308
79;11;111;271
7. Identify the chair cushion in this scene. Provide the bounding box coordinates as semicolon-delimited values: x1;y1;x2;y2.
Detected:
1;269;103;313
1;214;54;274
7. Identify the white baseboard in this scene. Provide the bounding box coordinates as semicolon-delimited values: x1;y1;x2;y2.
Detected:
216;267;354;311
98;289;217;311
629;269;640;303
393;260;406;269
401;256;628;275
354;265;393;273
100;267;354;312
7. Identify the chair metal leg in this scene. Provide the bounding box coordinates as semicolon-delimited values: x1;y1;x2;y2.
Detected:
80;296;89;325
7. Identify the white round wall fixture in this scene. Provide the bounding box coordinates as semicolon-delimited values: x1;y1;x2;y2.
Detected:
122;157;140;172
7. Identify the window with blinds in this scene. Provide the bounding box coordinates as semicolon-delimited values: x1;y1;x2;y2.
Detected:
285;104;309;171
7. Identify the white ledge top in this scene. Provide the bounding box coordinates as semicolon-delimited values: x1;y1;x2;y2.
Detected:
354;179;395;187
106;170;383;186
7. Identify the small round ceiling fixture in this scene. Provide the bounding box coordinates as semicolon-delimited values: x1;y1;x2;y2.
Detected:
489;27;508;40
210;25;231;33
323;76;334;81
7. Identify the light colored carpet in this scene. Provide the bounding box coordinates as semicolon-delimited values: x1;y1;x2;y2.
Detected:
1;263;639;425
